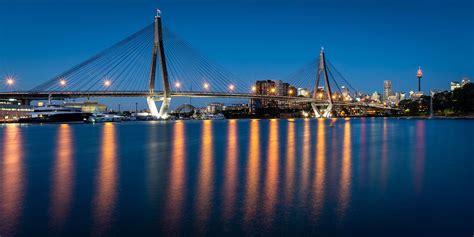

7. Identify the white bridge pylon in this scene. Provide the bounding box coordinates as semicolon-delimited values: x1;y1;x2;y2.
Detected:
148;9;171;119
311;47;334;118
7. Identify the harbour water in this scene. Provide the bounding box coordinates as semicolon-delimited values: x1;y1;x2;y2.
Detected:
0;118;472;236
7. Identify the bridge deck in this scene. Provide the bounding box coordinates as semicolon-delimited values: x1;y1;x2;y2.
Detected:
0;91;397;110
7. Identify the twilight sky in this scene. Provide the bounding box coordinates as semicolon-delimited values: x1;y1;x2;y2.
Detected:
0;0;473;108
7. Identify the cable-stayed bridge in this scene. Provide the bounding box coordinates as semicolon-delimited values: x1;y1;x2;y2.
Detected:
0;10;395;118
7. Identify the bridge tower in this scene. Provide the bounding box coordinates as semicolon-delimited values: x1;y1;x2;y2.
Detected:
311;47;333;118
147;9;171;119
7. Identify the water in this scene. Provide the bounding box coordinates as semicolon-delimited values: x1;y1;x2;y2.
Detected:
0;118;472;236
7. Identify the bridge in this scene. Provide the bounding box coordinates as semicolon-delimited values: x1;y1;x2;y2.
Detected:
0;10;396;118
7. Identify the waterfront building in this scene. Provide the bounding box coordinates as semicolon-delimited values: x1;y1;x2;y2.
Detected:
207;102;224;114
0;99;33;122
383;80;392;101
252;80;297;109
274;80;290;96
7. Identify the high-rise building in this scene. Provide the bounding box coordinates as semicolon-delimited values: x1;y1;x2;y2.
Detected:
255;80;276;95
383;80;392;101
274;80;290;96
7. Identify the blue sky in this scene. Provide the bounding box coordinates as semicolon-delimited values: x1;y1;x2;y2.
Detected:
0;0;473;109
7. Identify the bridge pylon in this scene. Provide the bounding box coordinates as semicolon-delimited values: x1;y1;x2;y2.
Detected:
311;47;333;118
148;9;171;119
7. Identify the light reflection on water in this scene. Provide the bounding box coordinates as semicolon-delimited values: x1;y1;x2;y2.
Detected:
50;124;74;230
0;118;472;236
0;125;24;236
93;122;118;235
195;120;214;233
244;119;260;224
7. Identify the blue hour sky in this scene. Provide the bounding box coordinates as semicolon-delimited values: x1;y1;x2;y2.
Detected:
0;0;473;108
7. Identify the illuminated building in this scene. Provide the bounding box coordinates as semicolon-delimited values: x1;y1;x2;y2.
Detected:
0;99;33;122
206;103;224;114
383;80;392;101
451;78;471;91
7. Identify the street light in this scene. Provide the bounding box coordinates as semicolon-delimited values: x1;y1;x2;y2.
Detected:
203;83;209;90
6;77;14;86
175;82;181;88
104;80;111;87
60;79;66;86
229;84;235;91
252;86;256;92
270;88;276;93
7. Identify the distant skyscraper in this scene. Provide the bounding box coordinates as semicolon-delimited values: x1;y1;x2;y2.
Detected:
383;80;392;101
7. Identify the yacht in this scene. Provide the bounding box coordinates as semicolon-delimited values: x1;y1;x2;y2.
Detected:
19;105;91;123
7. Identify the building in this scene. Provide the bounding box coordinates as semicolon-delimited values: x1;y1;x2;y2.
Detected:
274;80;289;96
297;88;310;97
64;101;107;113
255;80;276;95
341;86;349;98
0;99;33;122
206;102;224;114
383;80;392;101
451;78;471;91
288;86;297;97
399;92;406;101
450;82;461;91
371;91;381;102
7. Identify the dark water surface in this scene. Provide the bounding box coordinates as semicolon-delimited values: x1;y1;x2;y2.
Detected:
0;118;472;236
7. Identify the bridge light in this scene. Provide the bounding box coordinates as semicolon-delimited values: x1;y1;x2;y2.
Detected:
104;80;111;87
229;84;235;91
175;82;181;88
252;86;256;92
6;77;14;86
203;83;209;90
60;79;66;86
318;92;323;98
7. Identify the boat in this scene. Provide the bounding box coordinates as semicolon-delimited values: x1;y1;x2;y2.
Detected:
86;113;123;123
18;106;91;123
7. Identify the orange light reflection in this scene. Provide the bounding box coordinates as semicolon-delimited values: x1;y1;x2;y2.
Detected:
50;124;74;229
0;125;24;234
244;119;260;223
338;120;351;218
165;121;187;229
195;120;214;232
93;123;118;235
222;120;238;222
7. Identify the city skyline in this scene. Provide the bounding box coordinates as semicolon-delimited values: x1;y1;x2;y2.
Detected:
1;0;473;100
